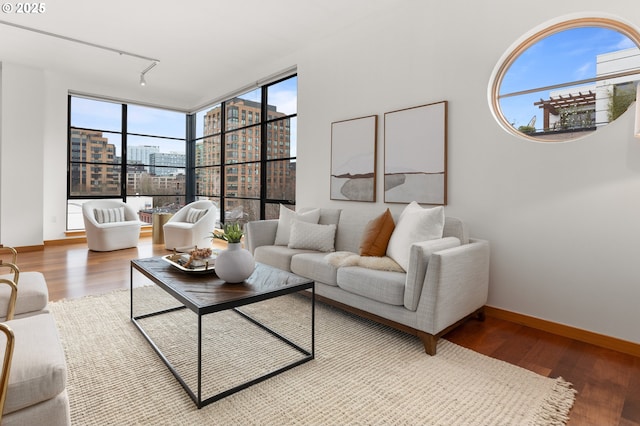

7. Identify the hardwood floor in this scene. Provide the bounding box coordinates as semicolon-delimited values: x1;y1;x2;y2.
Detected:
7;237;640;425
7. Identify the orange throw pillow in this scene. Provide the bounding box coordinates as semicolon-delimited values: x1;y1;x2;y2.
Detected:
359;209;395;257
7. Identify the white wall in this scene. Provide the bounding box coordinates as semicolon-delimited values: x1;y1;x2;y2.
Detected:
1;0;639;345
0;63;45;247
296;0;640;345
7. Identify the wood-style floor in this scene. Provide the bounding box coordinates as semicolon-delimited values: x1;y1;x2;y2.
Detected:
8;237;640;426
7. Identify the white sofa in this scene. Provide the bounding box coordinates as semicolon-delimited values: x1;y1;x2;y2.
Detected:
245;206;490;355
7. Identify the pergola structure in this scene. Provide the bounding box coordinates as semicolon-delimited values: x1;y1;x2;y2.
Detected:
534;90;596;130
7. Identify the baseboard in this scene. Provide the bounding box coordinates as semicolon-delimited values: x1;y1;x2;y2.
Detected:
45;226;152;247
485;306;640;358
9;245;44;253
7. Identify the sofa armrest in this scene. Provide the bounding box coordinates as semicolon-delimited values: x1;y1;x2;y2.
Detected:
404;237;461;311
415;239;490;334
244;220;279;254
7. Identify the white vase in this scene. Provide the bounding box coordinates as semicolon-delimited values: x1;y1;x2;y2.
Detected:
214;242;255;283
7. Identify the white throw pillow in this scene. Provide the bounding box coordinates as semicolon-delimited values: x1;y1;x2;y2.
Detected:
274;205;321;245
386;202;445;271
94;207;125;224
186;208;207;223
289;221;336;252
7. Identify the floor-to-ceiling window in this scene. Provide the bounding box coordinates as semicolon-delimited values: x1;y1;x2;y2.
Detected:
67;73;296;231
67;96;186;229
193;74;297;224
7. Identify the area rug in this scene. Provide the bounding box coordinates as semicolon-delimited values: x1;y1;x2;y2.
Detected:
50;288;576;425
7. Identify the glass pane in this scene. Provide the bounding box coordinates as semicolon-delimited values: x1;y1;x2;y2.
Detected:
266;160;296;201
266;117;295;160
127;104;186;138
195;166;221;197
501;27;635;95
126;165;185;195
127;195;185;224
225;163;260;198
267;76;297;115
265;202;288;220
70;129;122;163
225;128;261;163
224;198;259;225
70;165;121;197
226;92;261;131
196;135;222;167
496;22;640;141
70;97;121;132
127;135;185;173
196;104;222;138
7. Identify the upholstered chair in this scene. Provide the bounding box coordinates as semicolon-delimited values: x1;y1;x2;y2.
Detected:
163;200;218;250
82;200;142;251
0;278;70;425
0;247;49;321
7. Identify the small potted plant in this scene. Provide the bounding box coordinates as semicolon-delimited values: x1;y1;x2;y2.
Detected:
209;222;255;283
210;222;244;244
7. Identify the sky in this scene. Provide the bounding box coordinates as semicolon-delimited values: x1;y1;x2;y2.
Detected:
499;26;638;129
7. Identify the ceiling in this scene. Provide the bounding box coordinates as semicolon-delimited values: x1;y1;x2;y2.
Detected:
0;0;398;111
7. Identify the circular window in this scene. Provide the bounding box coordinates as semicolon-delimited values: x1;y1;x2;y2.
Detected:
490;17;640;142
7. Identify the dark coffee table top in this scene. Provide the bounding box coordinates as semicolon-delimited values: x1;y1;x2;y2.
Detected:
131;257;313;314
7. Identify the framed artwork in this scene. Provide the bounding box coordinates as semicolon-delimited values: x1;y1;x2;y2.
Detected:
330;115;377;202
384;101;447;205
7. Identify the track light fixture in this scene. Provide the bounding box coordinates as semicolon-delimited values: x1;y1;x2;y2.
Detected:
140;61;158;87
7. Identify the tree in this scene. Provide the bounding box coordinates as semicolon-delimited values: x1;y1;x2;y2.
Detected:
608;85;636;122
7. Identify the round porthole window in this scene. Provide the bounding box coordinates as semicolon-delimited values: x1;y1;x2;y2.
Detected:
490;17;640;142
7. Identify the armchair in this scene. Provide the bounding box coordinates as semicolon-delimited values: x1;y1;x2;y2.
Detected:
82;200;143;251
0;247;48;321
0;278;70;425
163;200;218;250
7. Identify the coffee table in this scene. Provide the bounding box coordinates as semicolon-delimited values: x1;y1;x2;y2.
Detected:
130;257;315;408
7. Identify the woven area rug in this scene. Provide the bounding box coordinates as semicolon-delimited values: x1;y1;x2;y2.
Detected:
50;288;576;425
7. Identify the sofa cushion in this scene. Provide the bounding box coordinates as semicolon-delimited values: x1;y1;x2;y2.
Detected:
94;207;124;224
274;205;320;246
334;209;380;253
289;221;336;252
326;251;403;272
336;267;406;306
0;271;49;320
1;313;67;415
254;245;318;272
387;202;445;271
291;252;340;286
359;208;395;257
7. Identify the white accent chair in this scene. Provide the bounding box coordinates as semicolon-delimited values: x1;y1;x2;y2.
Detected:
163;200;218;250
82;200;142;252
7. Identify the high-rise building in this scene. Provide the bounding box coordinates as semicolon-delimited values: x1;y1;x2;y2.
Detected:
129;145;160;171
150;152;186;176
69;129;119;195
198;98;295;202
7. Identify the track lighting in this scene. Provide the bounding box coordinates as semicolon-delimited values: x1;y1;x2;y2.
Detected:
140;61;157;87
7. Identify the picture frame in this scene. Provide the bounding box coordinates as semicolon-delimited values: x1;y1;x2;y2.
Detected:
330;115;377;202
384;101;447;205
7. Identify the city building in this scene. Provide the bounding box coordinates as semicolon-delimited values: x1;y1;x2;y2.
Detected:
69;129;119;195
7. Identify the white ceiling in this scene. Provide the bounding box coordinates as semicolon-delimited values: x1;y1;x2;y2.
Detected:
0;0;398;110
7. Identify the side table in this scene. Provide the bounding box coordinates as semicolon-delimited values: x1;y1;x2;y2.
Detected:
152;212;173;244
